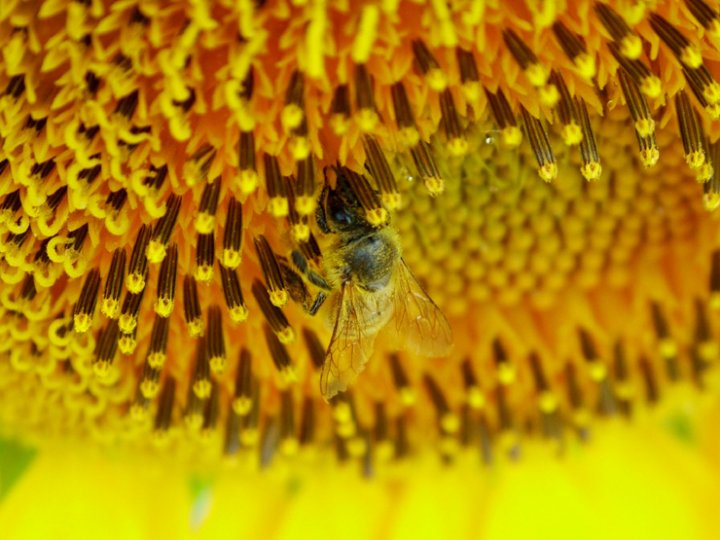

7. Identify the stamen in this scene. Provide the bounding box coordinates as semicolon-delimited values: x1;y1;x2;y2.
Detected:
371;401;394;460
232;348;253;415
154;377;176;433
139;362;161;399
578;328;607;381
263;324;295;384
289;116;311;161
93;320;120;376
675;91;709;174
130;390;150;421
685;0;720;35
281;70;305;132
302;328;326;370
251;280;294;343
460;358;485;409
195;233;215;283
279;390;298;455
552;21;595;79
73;268;101;333
184;144;216;187
240;380;261;447
394;414;410;459
219;265;248;323
185;382;206;431
478;414;493;465
191;337;212;399
237;131;259;194
493;338;516;384
195;176;221;234
18;275;36;301
410;140;445;195
411;39;447;91
439;89;468;156
423;374;460;434
484;88;522;147
354;63;379;132
329;84;351;135
520;107;557;182
705;141;720;210
146;314;170;369
295;157;316;216
649;13;703;69
650;302;679;381
502;28;549;87
529;351;558;414
607;42;662;98
495;385;519;457
456;47;480;102
564;363;590;440
153;243;177;317
612;341;633;416
594;3;642;59
118;287;145;334
286;176;310;243
710;249;720;308
114;90;139;119
682;66;720;119
101;249;126;319
694;298;718;363
551;71;582;146
391;82;420;147
206;305;227;374
202;381;220;434
264;154;289;218
639;356;660;405
389;353;414;406
576;97;602;181
221;197;243;269
341;167;388;226
254;235;287;307
363;135;401;210
617;69;659;167
147;193;182;263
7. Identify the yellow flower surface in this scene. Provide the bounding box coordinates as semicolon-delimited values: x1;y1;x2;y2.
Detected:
2;0;720;537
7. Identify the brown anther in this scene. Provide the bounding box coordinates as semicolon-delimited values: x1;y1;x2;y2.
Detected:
423;374;459;434
564;363;590;439
389;353;414;406
460;358;484;409
439;89;467;156
638;357;660;405
195;232;215;283
551;71;582;146
520;107;557;181
106;189;128;215
115;90;139;119
594;3;636;52
202;381;220;432
394;414;410;459
146;314;170;369
125;225;151;294
93;320;120;375
254;235;287;307
607;43;661;98
650;302;680;381
330;84;351;135
282;70;305;132
649;13;704;69
185;381;206;431
341;167;388;226
298;233;322;265
685;0;720;32
139;361;161;399
185;144;216;186
195;176;222;234
576;98;602;180
263;153;288;218
495;385;519;458
456;47;480;101
251;280;294;343
285;176;310;243
354;64;379;131
191;337;212;399
118;286;145;334
410;140;445;195
363;136;401;210
240;380;261;447
232;348;253;415
578;328;606;382
299;397;315;446
263;324;294;381
391;82;419;146
221;197;243;269
66;223;89;257
219;264;248;323
147;194;182;263
206;305;227;374
302;327;326;370
552;21;595;79
612;341;633;416
225;405;242;456
18;275;36;301
502;28;548;86
5;74;26;99
279;390;297;451
411;39;447;91
153;243;177;318
237;131;259;194
183;275;203;337
154;377;176;432
45;186;68;210
73;268;101;333
493;338;516;385
295;157;316;216
617;69;659;166
675;90;708;171
101;249;126;319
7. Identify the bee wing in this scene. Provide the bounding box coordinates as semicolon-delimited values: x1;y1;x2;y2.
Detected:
320;282;377;400
390;258;453;357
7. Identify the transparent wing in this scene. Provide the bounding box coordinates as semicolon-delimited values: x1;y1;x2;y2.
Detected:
320;282;377;400
391;258;453;357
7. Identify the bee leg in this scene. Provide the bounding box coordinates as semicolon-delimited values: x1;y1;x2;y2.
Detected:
292;250;332;291
308;292;327;316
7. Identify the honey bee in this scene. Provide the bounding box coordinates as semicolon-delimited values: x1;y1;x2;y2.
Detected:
291;166;453;399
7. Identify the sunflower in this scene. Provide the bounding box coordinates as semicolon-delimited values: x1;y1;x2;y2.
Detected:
1;0;720;532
